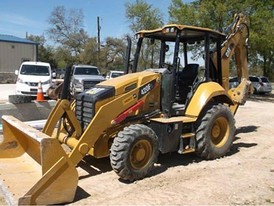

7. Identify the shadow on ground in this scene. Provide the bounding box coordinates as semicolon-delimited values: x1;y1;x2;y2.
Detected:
76;126;260;181
73;125;259;202
77;156;112;180
73;156;113;203
73;186;91;202
228;125;259;156
248;93;274;103
236;125;259;135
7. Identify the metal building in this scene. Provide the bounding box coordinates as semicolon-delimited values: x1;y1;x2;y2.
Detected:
0;34;38;83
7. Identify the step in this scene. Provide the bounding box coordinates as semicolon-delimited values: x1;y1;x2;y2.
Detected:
178;147;195;154
181;132;195;138
182;148;195;154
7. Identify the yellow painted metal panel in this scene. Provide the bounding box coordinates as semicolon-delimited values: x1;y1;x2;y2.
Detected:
151;116;197;123
0;115;78;205
185;82;231;117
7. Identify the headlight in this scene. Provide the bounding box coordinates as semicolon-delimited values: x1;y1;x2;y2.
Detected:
74;79;81;84
42;80;51;85
17;78;25;84
75;79;83;85
74;79;83;88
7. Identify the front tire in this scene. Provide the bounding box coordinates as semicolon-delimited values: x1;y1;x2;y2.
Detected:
110;124;159;181
195;103;235;159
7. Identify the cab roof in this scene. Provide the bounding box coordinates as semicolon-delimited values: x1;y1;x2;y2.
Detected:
136;24;225;42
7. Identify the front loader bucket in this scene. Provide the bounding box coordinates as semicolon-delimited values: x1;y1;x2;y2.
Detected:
0;115;78;205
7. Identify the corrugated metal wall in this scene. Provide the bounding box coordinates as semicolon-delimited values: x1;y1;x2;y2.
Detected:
0;41;37;73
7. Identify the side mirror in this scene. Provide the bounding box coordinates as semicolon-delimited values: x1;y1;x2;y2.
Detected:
15;70;19;75
52;72;56;78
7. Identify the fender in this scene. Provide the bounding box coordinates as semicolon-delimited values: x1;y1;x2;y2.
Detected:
185;82;234;117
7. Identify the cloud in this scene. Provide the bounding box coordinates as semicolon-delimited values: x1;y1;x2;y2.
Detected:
0;13;41;28
0;12;46;37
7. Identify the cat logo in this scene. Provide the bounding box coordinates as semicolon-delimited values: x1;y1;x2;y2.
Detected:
223;43;234;58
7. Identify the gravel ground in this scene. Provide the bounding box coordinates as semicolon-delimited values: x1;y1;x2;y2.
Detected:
0;92;273;205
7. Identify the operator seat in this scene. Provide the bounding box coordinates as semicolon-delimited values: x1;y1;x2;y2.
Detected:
176;63;199;103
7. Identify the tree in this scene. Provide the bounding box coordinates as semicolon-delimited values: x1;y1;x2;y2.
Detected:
168;0;274;79
246;0;274;78
169;0;239;32
79;37;127;73
125;0;164;32
102;37;127;72
27;34;57;68
125;0;164;70
79;37;98;66
53;46;72;68
168;0;199;26
47;6;89;60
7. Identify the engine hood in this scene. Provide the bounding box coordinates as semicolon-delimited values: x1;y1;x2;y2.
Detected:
73;75;105;82
98;70;160;96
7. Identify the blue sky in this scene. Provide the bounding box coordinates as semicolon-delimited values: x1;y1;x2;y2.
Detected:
0;0;192;45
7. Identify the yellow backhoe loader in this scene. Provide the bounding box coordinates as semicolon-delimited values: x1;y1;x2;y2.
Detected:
0;14;251;205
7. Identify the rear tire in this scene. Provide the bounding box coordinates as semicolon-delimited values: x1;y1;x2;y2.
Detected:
195;103;235;159
110;124;159;181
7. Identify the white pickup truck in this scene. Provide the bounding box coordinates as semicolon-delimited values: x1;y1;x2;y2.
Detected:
70;64;105;96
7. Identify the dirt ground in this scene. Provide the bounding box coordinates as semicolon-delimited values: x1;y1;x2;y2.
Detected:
1;93;274;205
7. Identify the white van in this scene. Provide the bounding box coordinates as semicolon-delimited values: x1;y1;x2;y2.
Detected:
15;61;53;97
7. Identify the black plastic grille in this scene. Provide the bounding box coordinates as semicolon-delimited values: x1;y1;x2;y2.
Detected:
76;94;94;130
83;80;102;90
75;86;115;131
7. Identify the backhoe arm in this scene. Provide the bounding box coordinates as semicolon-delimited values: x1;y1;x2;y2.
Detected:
211;13;251;113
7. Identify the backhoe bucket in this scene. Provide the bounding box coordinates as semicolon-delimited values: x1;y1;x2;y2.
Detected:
0;115;78;205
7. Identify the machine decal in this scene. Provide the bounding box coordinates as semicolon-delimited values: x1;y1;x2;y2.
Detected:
86;87;105;95
138;79;156;99
223;43;234;58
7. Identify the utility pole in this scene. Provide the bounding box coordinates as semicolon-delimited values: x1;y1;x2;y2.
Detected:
97;16;101;66
97;16;101;53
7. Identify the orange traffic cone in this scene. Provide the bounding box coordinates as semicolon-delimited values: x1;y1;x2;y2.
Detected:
36;81;45;101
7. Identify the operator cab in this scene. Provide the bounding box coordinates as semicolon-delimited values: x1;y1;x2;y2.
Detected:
132;24;226;117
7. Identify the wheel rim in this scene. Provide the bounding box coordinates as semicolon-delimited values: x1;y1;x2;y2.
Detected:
211;117;229;148
130;138;153;170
